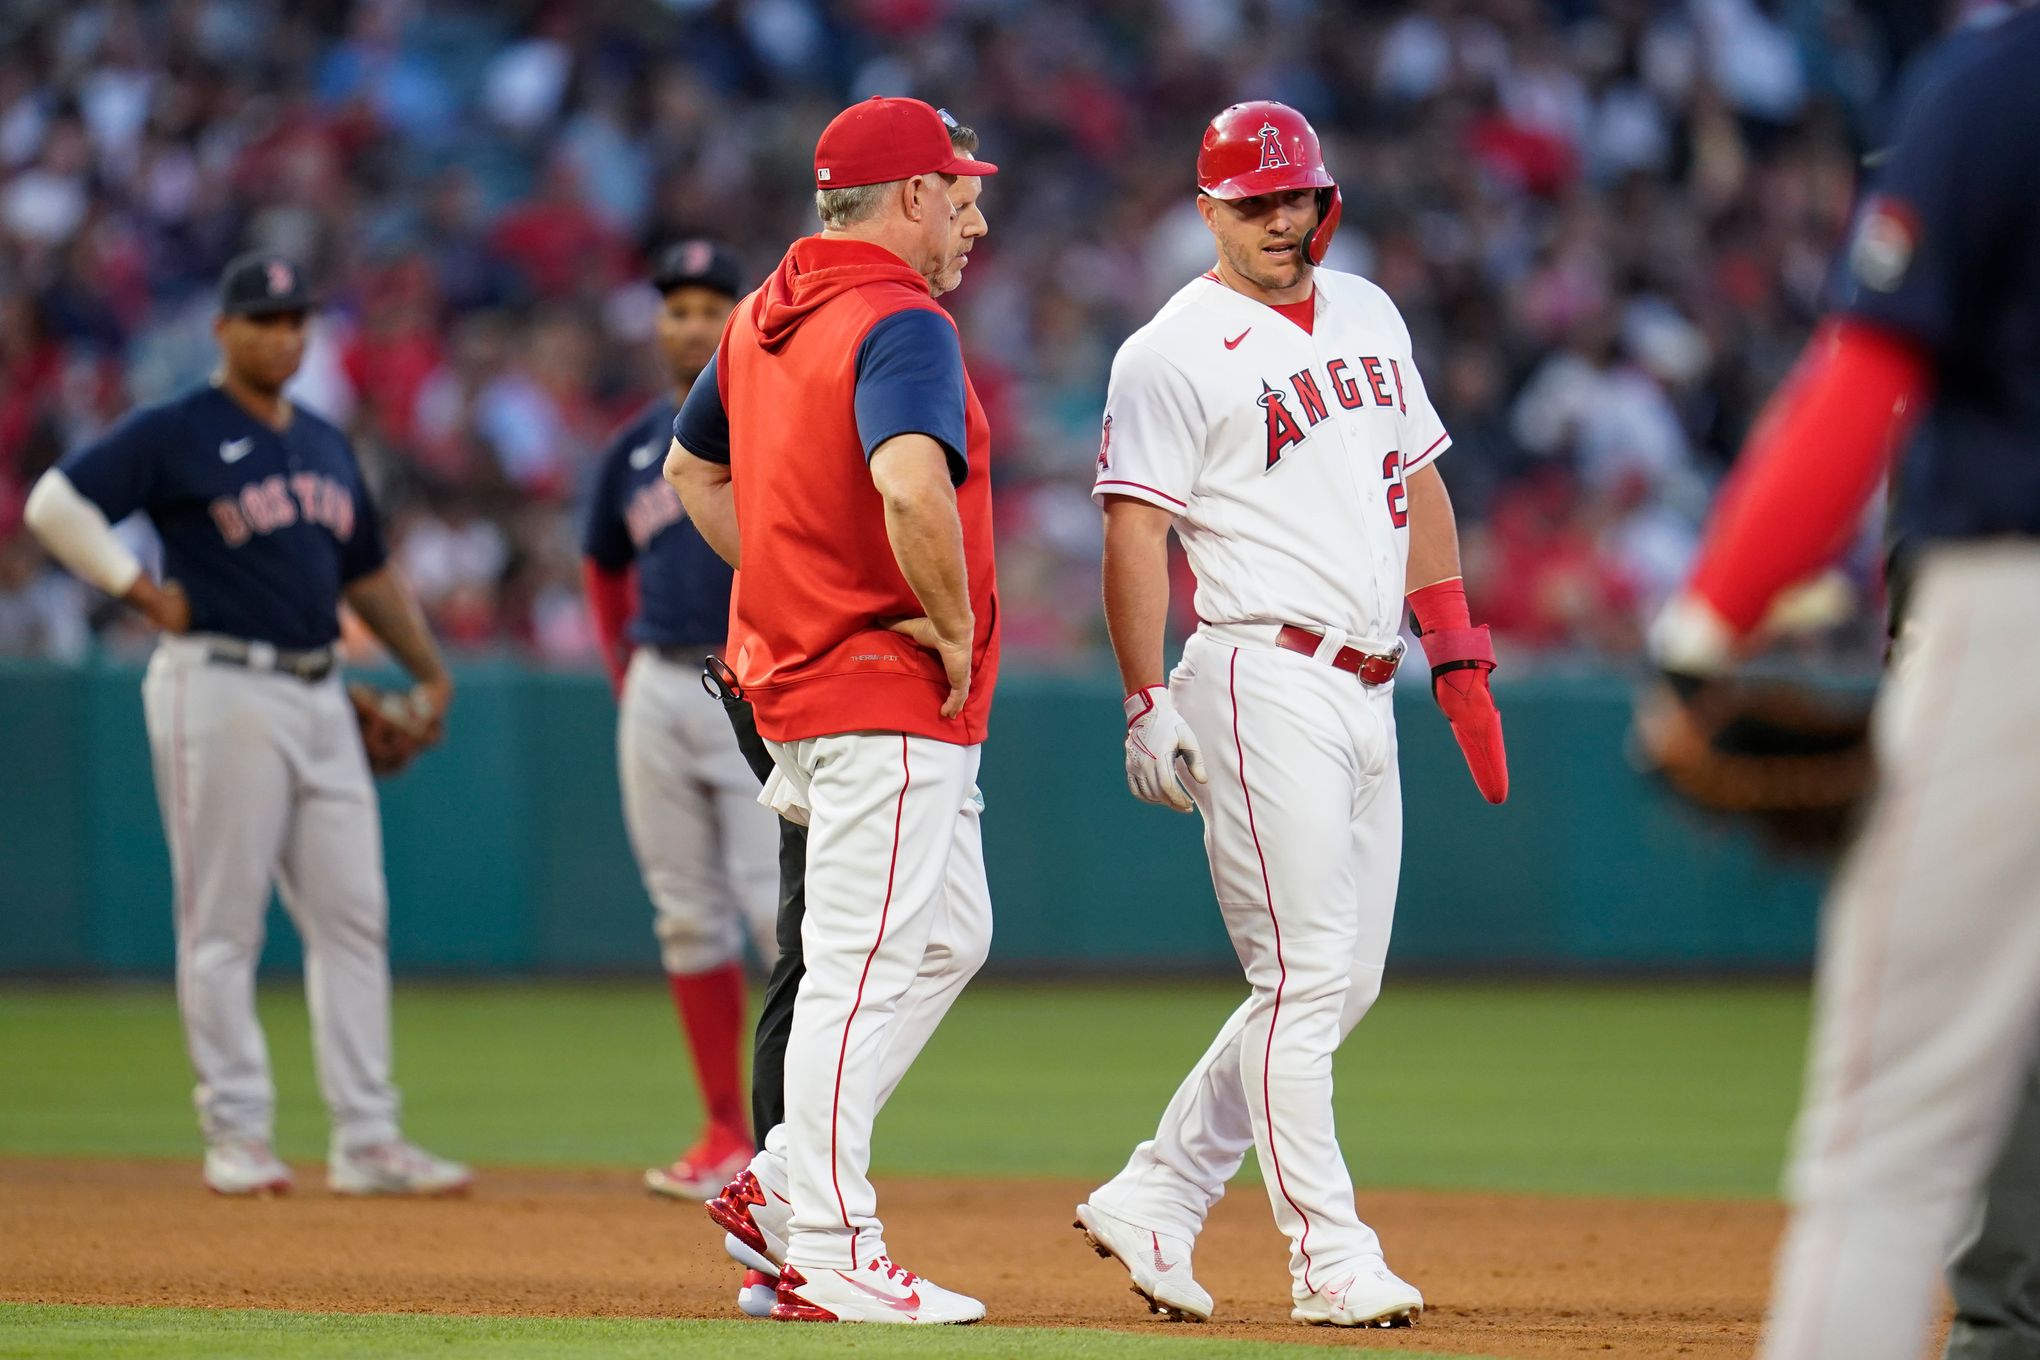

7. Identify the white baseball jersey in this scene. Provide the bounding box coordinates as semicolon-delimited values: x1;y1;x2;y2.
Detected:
1091;269;1449;643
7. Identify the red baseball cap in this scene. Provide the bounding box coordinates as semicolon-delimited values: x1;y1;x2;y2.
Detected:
813;97;998;190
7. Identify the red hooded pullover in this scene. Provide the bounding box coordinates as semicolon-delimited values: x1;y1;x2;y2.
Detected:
718;236;998;745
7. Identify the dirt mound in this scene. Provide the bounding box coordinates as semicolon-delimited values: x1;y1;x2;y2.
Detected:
0;1158;1786;1356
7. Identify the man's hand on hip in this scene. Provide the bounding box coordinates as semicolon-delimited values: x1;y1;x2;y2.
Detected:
1124;686;1207;813
888;615;972;718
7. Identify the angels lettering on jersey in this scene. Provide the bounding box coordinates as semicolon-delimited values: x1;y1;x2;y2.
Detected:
1256;352;1409;470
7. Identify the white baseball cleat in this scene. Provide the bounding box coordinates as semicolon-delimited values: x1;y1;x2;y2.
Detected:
736;1268;776;1318
327;1139;474;1196
1291;1258;1423;1328
203;1139;292;1196
706;1167;790;1275
771;1257;985;1324
1073;1201;1213;1322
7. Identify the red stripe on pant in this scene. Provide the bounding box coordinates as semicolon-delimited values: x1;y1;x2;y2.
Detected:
1229;648;1317;1292
826;734;911;1268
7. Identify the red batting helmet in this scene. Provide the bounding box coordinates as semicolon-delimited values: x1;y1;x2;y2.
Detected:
1196;101;1343;266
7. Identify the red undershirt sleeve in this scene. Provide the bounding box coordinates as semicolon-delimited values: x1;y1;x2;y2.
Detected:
1686;318;1934;635
581;558;638;693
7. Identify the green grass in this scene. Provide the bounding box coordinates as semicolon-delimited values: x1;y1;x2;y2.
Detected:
0;1305;1494;1359
0;978;1808;1197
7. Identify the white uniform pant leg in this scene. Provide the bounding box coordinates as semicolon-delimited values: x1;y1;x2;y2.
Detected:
1763;553;2040;1360
1094;642;1401;1258
272;677;400;1151
873;790;993;1110
143;648;295;1145
778;733;979;1271
691;681;782;969
619;651;745;975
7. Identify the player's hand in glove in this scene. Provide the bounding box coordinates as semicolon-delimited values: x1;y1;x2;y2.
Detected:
1124;686;1207;812
1635;592;1873;855
348;681;444;777
1409;578;1508;804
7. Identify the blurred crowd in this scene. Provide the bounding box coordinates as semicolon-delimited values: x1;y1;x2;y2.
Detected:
0;0;1951;667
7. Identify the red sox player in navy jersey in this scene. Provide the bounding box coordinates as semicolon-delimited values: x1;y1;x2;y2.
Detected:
580;242;781;1208
24;254;470;1198
1648;10;2040;1356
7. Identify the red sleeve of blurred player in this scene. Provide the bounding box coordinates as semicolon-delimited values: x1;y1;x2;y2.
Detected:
580;558;637;694
1686;319;1934;635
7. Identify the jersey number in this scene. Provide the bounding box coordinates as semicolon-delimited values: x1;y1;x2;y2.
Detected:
1382;450;1408;528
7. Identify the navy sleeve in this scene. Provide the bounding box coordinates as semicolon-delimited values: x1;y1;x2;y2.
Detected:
58;404;171;521
337;442;388;584
673;354;730;465
1834;66;2001;352
855;309;967;484
581;428;637;569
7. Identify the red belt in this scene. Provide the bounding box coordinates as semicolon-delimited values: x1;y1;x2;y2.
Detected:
1275;625;1405;686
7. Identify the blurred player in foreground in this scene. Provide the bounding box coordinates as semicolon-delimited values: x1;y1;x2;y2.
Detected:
1077;101;1506;1328
581;241;778;1201
1648;10;2040;1356
22;254;469;1197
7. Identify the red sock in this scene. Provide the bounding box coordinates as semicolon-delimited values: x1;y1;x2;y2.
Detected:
668;964;751;1144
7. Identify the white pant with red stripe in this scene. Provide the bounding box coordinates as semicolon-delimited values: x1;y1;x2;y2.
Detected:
1762;545;2040;1359
766;730;992;1272
1094;629;1404;1295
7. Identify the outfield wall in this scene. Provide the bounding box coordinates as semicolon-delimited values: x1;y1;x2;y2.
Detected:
0;660;1826;976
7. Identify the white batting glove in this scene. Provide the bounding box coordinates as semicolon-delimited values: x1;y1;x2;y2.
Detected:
1124;686;1208;813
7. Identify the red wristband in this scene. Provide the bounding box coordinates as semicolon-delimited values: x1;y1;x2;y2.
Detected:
1408;578;1472;636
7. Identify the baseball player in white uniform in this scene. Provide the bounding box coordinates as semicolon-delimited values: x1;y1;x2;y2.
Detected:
1074;102;1509;1329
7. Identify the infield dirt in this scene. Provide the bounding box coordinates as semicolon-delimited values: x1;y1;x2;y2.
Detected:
2;1158;1794;1357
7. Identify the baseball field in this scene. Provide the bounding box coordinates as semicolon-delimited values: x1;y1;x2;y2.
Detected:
0;976;1828;1358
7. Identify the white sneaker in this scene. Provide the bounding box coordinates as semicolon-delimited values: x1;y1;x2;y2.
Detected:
328;1139;473;1196
1074;1201;1213;1322
772;1256;985;1324
203;1139;292;1196
737;1268;776;1318
1291;1258;1423;1328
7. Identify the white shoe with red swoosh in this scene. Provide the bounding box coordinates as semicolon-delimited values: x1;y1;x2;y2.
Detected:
771;1256;985;1324
1074;1201;1214;1322
1291;1257;1423;1328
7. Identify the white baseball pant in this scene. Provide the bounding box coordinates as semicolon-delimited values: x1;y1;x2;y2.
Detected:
764;731;992;1272
141;635;401;1151
1094;629;1404;1293
1763;544;2040;1359
618;647;779;973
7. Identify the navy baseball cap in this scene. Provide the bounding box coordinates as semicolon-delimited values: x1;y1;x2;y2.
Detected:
219;253;315;317
651;240;743;299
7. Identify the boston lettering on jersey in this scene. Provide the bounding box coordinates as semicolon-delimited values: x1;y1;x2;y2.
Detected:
210;472;357;546
581;398;734;649
1257;352;1409;468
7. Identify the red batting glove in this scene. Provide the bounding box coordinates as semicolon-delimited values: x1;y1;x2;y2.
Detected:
1409;578;1508;805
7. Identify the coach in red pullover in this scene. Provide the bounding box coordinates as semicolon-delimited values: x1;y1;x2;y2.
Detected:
664;98;1000;1325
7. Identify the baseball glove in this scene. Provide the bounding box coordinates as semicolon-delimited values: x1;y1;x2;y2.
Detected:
348;682;438;777
1632;672;1876;856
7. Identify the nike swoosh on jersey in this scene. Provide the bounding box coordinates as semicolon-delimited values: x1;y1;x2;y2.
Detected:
220;438;255;464
834;1270;922;1315
629;441;660;469
1223;329;1251;350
